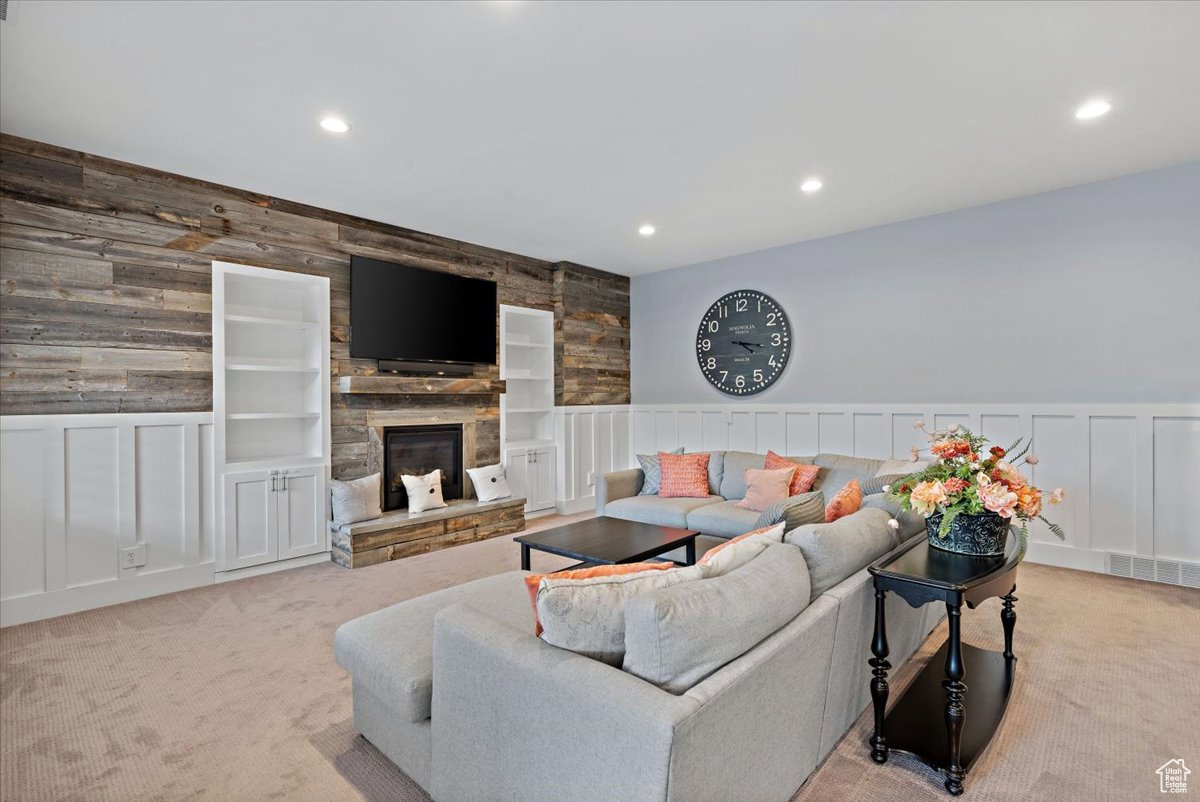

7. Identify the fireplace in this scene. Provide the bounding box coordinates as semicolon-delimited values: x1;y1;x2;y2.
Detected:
383;424;464;511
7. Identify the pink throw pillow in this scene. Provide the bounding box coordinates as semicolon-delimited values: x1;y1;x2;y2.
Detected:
736;467;795;512
658;452;711;498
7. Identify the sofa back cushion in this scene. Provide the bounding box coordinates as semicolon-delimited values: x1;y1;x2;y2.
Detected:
785;507;896;600
522;562;675;636
719;451;767;499
534;565;705;664
812;453;886;498
623;543;811;694
698;522;786;576
702;450;725;495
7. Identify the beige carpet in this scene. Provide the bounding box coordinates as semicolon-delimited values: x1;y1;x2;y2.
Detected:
1;514;1196;802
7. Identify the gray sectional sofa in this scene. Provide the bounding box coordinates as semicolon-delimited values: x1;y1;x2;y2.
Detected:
334;490;943;802
599;450;924;544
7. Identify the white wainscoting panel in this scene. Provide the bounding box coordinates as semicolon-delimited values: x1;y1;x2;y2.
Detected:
565;403;1200;580
0;413;215;627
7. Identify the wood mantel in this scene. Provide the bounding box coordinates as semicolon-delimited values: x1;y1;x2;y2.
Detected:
337;375;506;395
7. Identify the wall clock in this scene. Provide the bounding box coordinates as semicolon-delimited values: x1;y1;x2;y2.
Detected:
696;290;791;396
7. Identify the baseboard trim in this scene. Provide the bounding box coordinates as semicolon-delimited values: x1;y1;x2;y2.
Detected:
214;552;331;583
555;497;595;516
1023;541;1109;574
0;562;216;628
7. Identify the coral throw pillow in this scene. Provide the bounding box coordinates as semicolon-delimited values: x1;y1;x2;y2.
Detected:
765;450;821;496
523;563;674;636
658;452;711;498
698;522;786;576
824;479;863;523
737;467;795;512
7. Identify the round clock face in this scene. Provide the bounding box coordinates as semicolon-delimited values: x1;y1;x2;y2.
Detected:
696;290;791;396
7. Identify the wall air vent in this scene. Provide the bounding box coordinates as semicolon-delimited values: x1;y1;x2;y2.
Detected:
1106;553;1200;588
0;1;8;22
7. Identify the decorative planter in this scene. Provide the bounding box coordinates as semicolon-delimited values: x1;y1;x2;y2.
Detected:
926;511;1008;556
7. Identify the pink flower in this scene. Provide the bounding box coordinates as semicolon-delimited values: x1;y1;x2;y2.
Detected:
913;420;925;429
943;477;968;494
1049;487;1065;505
1025;455;1039;465
979;479;1019;519
994;461;1028;489
910;481;949;516
909;447;921;461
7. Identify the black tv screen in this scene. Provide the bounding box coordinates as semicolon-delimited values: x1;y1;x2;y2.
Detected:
350;257;497;365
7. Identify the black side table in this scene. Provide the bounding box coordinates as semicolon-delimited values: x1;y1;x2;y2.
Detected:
867;528;1025;796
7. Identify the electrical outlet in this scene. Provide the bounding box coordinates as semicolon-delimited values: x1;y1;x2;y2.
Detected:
587;471;596;487
121;544;146;569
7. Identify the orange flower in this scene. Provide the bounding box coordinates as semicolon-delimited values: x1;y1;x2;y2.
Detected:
1016;485;1042;518
931;439;971;459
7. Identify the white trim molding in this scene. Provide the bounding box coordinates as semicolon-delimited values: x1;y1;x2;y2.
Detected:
1;412;216;626
556;403;1200;580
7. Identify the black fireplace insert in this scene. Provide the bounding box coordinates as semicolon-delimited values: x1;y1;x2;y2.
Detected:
383;424;464;511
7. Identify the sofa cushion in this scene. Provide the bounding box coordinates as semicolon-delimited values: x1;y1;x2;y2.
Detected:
698;522;786;577
859;474;905;497
755;490;826;531
523;563;675;636
536;565;705;665
862;492;926;542
824;479;863;523
623;543;811;694
719;451;767;500
685;499;763;538
605;494;723;528
785;508;896;600
812;454;886;498
334;571;531;723
702;451;725;495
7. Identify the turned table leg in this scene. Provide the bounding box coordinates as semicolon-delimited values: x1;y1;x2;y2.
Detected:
942;602;967;795
869;587;891;763
1001;586;1018;660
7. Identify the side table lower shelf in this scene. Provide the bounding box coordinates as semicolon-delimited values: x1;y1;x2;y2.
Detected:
883;640;1017;778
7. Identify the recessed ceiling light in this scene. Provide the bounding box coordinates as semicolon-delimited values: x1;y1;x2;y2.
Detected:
1074;99;1112;121
320;117;351;133
800;178;823;193
638;224;656;236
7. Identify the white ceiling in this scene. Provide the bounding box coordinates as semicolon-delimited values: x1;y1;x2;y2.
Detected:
1;1;1198;275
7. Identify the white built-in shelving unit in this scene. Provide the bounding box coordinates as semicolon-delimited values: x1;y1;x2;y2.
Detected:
213;262;331;573
499;305;556;513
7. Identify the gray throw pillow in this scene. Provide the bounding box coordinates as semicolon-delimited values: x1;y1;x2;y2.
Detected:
755;490;826;531
859;474;906;497
637;447;684;495
330;473;382;526
784;508;897;600
623;544;811;694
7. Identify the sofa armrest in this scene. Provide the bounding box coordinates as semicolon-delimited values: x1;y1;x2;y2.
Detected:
596;467;645;514
430;603;697;802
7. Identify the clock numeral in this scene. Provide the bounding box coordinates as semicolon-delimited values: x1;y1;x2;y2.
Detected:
708;320;719;333
769;355;778;368
718;305;728;319
757;299;762;312
735;298;748;312
771;332;782;346
706;357;716;369
766;313;777;326
753;369;763;383
719;370;728;383
700;338;711;351
735;375;746;388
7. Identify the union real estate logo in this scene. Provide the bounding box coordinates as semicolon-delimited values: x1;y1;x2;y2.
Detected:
1158;759;1191;794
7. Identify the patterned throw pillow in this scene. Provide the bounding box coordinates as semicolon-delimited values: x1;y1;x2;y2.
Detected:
859;474;905;497
765;450;821;495
401;469;447;514
658;452;711;498
698;522;787;576
755;490;826;531
466;463;513;502
736;467;795;512
522;562;674;636
824;479;863;523
638;447;685;495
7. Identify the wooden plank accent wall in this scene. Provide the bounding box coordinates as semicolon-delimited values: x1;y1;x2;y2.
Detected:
553;261;631;406
0;134;631;479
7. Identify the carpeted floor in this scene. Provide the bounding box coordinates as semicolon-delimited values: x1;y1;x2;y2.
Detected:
1;513;1197;802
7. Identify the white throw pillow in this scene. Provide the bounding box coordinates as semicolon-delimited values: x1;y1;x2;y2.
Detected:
698;522;786;577
875;458;930;477
330;473;382;526
536;566;705;665
401;469;447;514
466;463;512;502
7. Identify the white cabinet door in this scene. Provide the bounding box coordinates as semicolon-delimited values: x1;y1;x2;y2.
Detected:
222;469;278;571
528;447;557;513
504;448;532;510
276;466;327;560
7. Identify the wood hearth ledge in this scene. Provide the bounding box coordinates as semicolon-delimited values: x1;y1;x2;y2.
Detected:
337;376;506;395
331;497;527;569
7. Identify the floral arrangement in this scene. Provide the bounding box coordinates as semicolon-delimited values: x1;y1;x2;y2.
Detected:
886;421;1066;539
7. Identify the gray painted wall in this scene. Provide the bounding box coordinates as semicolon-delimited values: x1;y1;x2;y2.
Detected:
631;163;1200;404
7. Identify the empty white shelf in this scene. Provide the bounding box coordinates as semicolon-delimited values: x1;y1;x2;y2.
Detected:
226;412;321;421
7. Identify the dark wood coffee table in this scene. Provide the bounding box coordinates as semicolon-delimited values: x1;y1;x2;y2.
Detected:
866;527;1025;796
514;517;700;571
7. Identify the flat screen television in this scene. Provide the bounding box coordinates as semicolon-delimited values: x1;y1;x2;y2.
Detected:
350;256;497;369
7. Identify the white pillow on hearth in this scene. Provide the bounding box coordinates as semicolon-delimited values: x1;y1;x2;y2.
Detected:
330;473;383;526
402;469;448;514
466;463;513;502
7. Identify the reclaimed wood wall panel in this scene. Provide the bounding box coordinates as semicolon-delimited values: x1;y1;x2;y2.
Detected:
0;134;631;478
